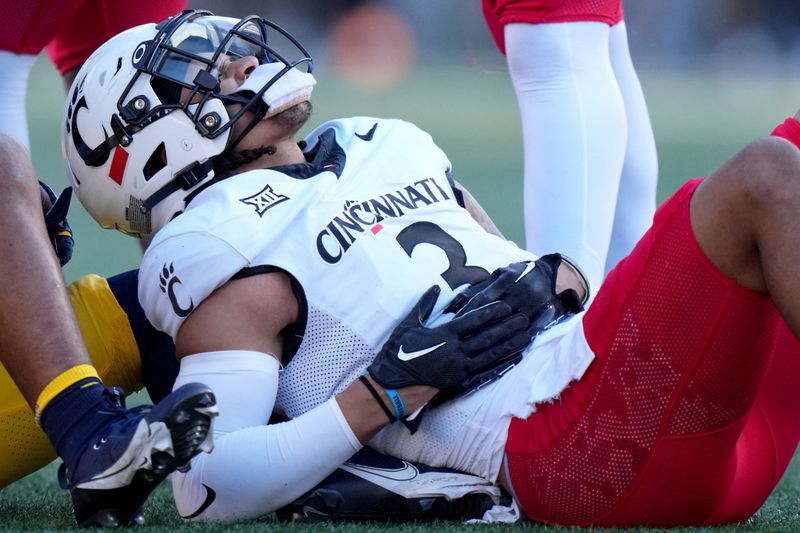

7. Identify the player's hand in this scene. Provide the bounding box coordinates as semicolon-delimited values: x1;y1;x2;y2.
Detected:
368;285;531;408
445;254;587;337
39;181;75;266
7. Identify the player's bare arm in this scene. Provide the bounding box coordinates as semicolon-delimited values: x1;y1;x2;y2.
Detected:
175;272;294;358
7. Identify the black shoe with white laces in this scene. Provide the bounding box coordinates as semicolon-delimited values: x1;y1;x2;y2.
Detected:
57;382;218;527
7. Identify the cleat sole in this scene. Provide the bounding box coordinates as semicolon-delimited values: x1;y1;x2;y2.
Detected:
67;383;218;527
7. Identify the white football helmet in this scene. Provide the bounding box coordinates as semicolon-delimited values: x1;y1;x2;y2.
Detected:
61;9;314;239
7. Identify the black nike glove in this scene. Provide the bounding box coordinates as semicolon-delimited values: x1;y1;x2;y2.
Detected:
445;254;587;337
368;285;531;401
39;181;75;266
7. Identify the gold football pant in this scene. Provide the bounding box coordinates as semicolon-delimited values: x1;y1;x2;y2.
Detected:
0;274;143;489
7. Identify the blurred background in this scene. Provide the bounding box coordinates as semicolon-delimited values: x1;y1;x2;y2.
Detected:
23;0;800;283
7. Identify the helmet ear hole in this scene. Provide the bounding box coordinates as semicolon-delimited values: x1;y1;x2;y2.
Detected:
143;142;167;181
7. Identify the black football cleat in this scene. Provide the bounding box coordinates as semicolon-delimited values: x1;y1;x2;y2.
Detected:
276;447;511;523
58;382;218;527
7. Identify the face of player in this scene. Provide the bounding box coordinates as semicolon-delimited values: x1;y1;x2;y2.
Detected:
216;55;260;95
178;54;260;104
153;15;271;102
150;14;312;148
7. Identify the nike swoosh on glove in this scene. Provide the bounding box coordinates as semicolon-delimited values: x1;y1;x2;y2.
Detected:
418;254;587;414
368;285;531;402
445;254;587;337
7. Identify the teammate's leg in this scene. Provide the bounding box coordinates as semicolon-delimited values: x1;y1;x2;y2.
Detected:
505;21;626;286
602;129;800;525
0;135;215;525
0;134;90;407
604;20;657;274
681;128;800;522
504;177;786;526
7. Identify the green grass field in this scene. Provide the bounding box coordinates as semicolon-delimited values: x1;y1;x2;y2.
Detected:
4;55;800;531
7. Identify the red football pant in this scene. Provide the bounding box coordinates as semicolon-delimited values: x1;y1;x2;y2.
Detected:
505;178;800;526
0;0;186;74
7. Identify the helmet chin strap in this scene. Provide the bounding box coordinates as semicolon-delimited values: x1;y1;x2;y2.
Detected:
225;100;269;156
141;158;216;213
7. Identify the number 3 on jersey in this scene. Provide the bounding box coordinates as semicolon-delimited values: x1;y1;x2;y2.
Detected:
396;221;489;291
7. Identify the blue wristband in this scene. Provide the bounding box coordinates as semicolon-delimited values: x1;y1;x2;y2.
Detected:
383;388;406;420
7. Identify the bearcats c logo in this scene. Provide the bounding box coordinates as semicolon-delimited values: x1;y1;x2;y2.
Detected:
159;262;195;317
70;95;112;168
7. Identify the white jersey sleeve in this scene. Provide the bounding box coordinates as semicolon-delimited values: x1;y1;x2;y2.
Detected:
137;157;323;340
170;350;361;522
139;232;250;339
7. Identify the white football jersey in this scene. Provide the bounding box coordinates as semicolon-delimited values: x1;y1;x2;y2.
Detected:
140;117;594;481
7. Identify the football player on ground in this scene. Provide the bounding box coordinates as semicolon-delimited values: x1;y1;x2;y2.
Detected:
0;10;545;513
64;9;800;526
483;0;658;287
1;269;531;523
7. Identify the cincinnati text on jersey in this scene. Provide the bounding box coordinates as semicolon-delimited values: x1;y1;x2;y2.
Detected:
316;177;452;264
